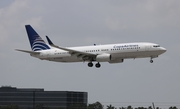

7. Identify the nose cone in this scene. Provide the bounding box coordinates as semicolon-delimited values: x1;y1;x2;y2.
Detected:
160;47;167;53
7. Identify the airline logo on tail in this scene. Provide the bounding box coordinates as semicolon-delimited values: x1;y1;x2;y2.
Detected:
25;25;50;51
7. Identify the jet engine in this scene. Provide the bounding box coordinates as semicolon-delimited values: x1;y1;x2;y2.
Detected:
96;53;111;62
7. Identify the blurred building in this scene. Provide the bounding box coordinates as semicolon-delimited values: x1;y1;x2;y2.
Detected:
0;86;87;109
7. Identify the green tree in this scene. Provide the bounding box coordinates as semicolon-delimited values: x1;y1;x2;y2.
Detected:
127;106;133;109
107;104;116;109
88;101;103;109
119;107;126;109
169;106;178;109
148;106;152;109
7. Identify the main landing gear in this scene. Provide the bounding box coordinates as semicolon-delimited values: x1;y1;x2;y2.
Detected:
95;62;101;68
88;62;93;67
88;62;101;68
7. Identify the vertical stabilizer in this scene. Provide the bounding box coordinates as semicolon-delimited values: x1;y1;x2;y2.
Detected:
25;25;50;51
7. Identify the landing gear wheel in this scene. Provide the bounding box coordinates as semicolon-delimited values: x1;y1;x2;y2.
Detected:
95;62;101;68
150;60;153;63
88;62;93;67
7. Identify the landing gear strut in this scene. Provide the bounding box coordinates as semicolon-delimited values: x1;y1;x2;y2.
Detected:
150;57;153;63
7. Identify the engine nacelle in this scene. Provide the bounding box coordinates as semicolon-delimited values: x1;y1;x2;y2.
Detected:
109;59;124;63
96;53;111;62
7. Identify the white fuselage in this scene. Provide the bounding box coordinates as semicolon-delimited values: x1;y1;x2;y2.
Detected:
31;42;166;63
17;25;167;68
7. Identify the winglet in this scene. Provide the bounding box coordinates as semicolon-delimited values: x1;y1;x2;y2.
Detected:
46;36;54;45
45;36;61;49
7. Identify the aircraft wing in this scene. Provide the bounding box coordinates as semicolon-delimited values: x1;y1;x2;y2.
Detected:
46;36;96;60
15;49;40;54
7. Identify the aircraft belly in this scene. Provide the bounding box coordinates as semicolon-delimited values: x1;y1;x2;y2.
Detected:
48;56;82;62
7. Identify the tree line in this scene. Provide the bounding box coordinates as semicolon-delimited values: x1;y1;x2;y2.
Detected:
0;102;178;109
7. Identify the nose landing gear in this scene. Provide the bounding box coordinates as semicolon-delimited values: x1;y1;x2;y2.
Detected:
150;59;153;63
150;57;153;63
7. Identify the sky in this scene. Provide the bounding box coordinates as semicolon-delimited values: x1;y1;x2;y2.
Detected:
0;0;180;108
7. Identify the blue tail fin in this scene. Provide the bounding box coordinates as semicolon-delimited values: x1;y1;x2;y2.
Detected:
25;25;50;51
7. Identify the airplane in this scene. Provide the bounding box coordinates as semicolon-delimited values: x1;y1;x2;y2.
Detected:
16;25;166;68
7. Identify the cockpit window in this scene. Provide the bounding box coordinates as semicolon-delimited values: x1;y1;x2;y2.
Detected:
153;45;160;47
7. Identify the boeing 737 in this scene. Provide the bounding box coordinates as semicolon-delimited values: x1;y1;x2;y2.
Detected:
16;25;166;68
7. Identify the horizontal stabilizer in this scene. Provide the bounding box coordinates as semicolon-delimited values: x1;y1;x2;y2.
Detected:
15;49;40;54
